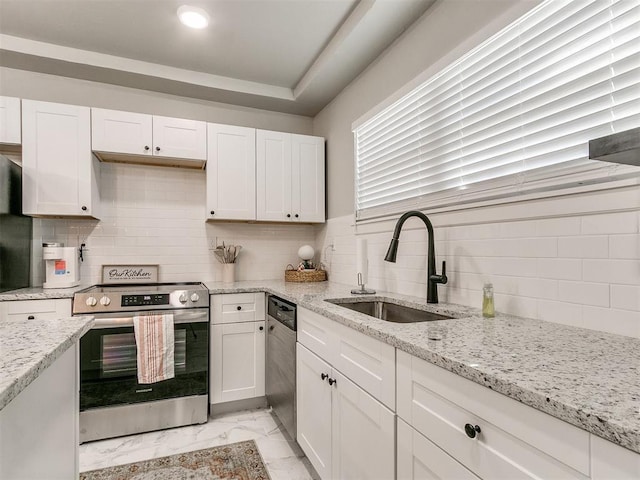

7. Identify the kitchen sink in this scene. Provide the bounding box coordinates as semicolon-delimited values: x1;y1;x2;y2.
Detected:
326;299;453;323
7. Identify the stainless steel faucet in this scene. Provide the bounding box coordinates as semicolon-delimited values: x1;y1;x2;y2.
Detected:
384;210;448;303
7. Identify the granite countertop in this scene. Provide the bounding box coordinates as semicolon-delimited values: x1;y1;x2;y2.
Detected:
0;284;89;301
0;315;94;411
205;280;640;454
2;280;638;453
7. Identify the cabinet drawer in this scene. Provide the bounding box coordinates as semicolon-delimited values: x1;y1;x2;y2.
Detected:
398;418;479;480
211;293;265;324
297;307;335;364
3;299;71;321
298;307;395;409
397;351;590;478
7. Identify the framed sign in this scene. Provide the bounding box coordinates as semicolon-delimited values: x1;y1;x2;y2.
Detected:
101;265;159;284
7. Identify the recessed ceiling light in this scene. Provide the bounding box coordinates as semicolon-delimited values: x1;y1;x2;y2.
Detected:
177;5;210;29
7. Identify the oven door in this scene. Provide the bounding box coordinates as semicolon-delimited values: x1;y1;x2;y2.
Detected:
79;308;209;411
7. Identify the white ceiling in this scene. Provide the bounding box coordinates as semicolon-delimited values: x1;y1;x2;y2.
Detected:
0;0;436;116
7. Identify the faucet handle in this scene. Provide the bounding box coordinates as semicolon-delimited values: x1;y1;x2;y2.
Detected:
430;261;448;285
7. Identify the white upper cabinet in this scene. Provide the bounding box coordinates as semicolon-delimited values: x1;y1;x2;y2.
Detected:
206;123;256;220
256;129;324;223
91;108;152;157
152;115;207;161
22;100;100;218
0;96;21;146
91;108;206;168
292;134;325;223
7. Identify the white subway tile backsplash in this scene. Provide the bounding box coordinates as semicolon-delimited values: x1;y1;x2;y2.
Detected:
581;211;639;235
609;234;640;259
558;281;609;307
31;163;316;285
610;285;640;311
536;258;582;280
557;236;608;259
583;259;640;285
317;207;640;338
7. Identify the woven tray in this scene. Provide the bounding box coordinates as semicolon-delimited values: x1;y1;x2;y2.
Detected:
284;268;327;283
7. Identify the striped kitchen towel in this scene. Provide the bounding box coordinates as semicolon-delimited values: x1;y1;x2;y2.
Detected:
133;314;175;384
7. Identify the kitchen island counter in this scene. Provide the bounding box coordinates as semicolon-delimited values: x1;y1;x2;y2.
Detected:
206;279;640;455
0;315;94;410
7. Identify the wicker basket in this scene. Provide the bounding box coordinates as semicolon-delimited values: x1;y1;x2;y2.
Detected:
284;266;327;282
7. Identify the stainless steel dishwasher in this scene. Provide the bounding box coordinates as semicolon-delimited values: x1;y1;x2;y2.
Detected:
266;295;297;440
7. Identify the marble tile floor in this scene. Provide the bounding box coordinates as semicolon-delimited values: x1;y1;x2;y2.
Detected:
79;407;319;480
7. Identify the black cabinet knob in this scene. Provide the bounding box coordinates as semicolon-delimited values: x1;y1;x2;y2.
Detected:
81;206;87;211
321;373;329;381
210;211;215;215
464;423;481;438
237;306;242;311
27;315;35;320
295;214;299;218
155;146;161;152
269;325;275;331
259;326;264;331
286;214;291;218
144;145;150;151
328;378;337;386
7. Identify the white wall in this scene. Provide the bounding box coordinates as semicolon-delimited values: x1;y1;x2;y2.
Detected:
313;0;640;338
33;162;316;286
0;67;317;285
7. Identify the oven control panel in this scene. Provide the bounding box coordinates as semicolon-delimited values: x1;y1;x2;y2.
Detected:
72;283;209;314
121;294;170;307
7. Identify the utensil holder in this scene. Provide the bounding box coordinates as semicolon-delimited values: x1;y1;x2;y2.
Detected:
222;263;235;283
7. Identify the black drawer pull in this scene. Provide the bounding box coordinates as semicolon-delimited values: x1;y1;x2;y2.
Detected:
259;326;264;331
237;306;242;311
465;423;481;439
321;373;328;381
328;378;337;386
27;315;35;320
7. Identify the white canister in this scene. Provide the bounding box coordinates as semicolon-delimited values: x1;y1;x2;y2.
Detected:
222;263;235;283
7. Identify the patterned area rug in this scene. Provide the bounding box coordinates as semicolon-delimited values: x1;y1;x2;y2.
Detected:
79;440;271;480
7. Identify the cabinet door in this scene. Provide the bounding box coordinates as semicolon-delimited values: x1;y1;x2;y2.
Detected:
256;129;292;221
207;123;256;220
296;343;332;480
22;100;96;217
292;134;324;223
331;369;395;480
152;115;206;161
210;321;265;404
398;418;479;480
0;96;21;145
91;108;152;156
591;435;640;480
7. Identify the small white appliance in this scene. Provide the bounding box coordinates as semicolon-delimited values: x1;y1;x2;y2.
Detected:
43;242;80;289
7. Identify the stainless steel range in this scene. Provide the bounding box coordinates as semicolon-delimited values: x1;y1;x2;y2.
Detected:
73;282;209;443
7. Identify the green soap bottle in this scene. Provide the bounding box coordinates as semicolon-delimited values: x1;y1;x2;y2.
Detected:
482;283;495;318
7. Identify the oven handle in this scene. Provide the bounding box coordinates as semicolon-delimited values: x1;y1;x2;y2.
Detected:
90;310;209;329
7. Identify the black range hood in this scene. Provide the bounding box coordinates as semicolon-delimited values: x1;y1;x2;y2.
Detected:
589;127;640;167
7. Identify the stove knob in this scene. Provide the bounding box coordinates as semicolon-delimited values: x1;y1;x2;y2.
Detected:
179;293;188;304
85;296;97;307
100;296;111;306
190;293;200;302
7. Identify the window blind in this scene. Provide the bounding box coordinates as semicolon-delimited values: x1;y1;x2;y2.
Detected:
354;0;640;221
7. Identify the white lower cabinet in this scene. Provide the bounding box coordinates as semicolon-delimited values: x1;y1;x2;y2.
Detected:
397;418;478;480
211;321;265;404
210;293;266;405
397;350;590;479
0;344;78;479
296;343;395;480
591;435;640;480
0;298;71;321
